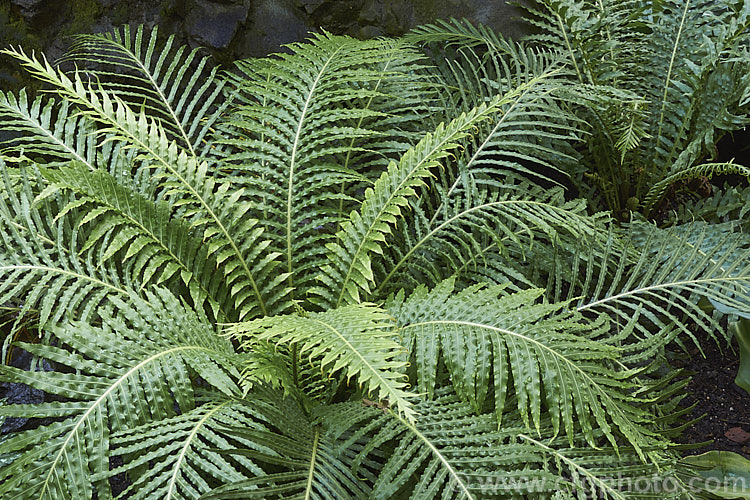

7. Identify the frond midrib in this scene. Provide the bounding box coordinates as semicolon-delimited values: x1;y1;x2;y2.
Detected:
376;199;574;295
82;34;198;157
389;409;475;500
0;264;127;296
286;43;346;291
39;344;210;499
166;401;232;500
0;96;95;170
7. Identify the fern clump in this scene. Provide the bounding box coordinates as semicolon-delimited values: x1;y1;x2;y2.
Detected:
0;18;749;499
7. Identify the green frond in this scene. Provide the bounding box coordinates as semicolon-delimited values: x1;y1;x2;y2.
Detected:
227;304;415;421
373;182;609;297
0;90;100;169
575;221;750;345
0;164;130;345
0;288;238;499
671;182;750;228
39;162;230;320
525;0;750;213
201;395;378;500
316;97;502;308
222;34;436;304
642;161;750;216
3;47;284;319
355;388;688;499
101;399;264;499
58;24;229;157
386;278;668;458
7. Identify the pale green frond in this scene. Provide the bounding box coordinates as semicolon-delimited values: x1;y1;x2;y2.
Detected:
355;388;689;499
0;90;99;169
374;182;609;298
0;164;130;344
3;47;282;319
227;304;415;421
411;20;584;189
0;287;238;499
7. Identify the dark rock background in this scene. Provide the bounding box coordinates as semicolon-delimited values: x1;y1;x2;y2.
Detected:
0;0;529;90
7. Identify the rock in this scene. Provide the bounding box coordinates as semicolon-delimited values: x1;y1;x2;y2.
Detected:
296;0;326;15
0;348;50;434
186;0;251;50
234;0;309;58
11;0;45;18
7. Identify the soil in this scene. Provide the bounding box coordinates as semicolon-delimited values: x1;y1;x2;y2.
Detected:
673;335;750;459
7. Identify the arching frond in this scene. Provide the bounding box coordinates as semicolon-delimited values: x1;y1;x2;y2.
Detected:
222;34;437;304
0;90;98;169
353;388;689;500
58;24;229;157
0;288;238;499
642;162;750;216
0;164;130;347
373;182;609;298
3;48;281;319
40;162;229;320
386;278;668;458
102;399;264;500
573;221;750;345
201;395;378;500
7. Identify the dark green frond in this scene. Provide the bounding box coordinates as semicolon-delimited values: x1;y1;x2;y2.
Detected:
58;24;229;157
201;395;377;500
386;278;667;458
0;288;238;499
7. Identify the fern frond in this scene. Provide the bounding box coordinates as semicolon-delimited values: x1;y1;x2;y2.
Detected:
0;164;130;343
316;97;502;308
386;278;667;458
642;162;750;216
227;304;415;421
3;47;282;319
0;288;238;499
101;399;263;499
39;162;231;320
58;24;229;157
355;388;687;499
223;34;436;304
575;221;750;345
0;90;101;169
201;394;378;499
671;182;750;227
374;182;609;298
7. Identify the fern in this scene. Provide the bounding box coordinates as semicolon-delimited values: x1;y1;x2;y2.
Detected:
0;21;746;500
523;0;750;214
